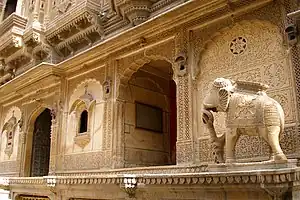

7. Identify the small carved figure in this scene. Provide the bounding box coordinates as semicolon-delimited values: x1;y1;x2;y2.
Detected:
202;78;287;163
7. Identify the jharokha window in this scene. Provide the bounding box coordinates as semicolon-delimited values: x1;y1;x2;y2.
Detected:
70;85;95;149
79;110;88;134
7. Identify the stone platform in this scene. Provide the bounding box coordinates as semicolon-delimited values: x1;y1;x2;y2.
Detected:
207;159;298;172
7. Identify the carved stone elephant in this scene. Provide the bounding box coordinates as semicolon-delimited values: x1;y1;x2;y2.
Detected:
202;78;287;163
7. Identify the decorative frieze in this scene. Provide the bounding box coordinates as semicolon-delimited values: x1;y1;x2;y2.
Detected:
3;165;300;188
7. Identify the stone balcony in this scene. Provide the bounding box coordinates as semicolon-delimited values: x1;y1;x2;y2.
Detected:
0;13;27;85
1;162;299;199
45;0;103;58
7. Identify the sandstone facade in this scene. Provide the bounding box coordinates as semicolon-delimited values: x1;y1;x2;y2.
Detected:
0;0;300;199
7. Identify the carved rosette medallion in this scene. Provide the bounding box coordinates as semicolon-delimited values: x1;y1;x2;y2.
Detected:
230;37;247;55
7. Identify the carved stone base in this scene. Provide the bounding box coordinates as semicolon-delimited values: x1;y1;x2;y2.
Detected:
208;159;298;172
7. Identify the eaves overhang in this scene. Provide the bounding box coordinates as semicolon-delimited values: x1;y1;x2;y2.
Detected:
0;63;62;104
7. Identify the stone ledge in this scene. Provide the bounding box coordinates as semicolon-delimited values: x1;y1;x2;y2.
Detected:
208;159;298;172
1;161;300;187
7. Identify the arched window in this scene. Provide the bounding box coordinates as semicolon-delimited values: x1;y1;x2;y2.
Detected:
79;110;88;133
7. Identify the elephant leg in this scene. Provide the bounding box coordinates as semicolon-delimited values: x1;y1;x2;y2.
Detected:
225;128;239;163
259;128;274;159
266;126;287;162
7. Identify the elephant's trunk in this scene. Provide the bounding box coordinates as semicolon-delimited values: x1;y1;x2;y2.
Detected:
202;109;217;140
202;109;225;163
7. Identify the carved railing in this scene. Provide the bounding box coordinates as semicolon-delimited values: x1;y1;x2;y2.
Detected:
1;165;300;199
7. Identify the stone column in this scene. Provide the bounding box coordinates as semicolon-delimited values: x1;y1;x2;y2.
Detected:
176;75;194;164
0;0;6;22
44;0;52;25
15;0;24;15
48;103;60;175
111;99;125;168
174;29;194;164
16;112;25;176
32;0;41;29
101;59;126;169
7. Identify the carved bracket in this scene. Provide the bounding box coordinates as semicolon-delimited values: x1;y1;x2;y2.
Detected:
122;175;138;198
74;134;91;149
261;183;289;200
174;52;188;76
103;79;112;99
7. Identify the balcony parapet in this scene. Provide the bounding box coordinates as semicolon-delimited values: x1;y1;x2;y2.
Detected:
0;14;28;85
1;163;300;199
0;14;27;58
45;0;103;57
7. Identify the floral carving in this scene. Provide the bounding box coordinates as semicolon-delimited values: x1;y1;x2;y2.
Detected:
263;63;288;88
230;37;247;55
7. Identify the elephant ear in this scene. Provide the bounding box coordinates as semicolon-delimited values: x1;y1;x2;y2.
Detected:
218;88;230;112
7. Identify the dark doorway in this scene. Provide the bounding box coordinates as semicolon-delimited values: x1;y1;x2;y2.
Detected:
3;0;18;20
126;59;177;166
30;109;52;177
169;79;177;165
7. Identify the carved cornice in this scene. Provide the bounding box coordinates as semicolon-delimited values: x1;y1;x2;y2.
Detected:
2;167;300;188
0;14;27;37
23;28;43;48
116;0;156;26
0;63;63;104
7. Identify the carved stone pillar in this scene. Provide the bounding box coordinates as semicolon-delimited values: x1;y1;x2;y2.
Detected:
0;0;5;22
32;0;41;29
176;75;194;164
44;0;52;25
48;105;59;175
174;29;194;164
111;99;125;168
16;112;25;176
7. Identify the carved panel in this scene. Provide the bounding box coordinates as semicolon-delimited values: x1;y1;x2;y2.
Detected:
176;141;193;164
198;139;213;163
196;19;296;161
62;151;107;170
0;160;18;173
280;126;297;155
125;148;169;166
235;136;262;159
